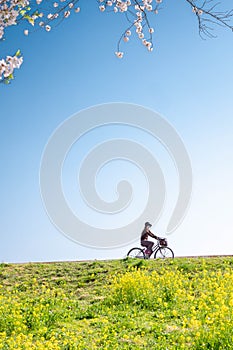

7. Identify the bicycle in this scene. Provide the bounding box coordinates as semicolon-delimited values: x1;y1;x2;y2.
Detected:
127;238;174;259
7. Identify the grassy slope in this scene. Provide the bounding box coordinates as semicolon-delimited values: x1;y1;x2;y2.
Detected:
1;257;233;349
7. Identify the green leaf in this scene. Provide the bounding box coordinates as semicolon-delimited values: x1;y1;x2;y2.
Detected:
24;15;35;26
15;49;21;57
28;18;35;26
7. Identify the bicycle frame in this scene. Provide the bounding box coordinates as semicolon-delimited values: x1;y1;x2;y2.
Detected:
151;241;160;252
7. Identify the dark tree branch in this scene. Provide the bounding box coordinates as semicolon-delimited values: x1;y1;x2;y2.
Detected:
184;0;233;38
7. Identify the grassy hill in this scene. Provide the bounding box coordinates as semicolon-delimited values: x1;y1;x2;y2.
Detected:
1;257;233;349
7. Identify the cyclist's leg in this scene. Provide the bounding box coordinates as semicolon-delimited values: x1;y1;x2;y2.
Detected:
141;240;154;255
147;241;154;256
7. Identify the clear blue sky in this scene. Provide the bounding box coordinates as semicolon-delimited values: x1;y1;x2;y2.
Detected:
1;1;233;262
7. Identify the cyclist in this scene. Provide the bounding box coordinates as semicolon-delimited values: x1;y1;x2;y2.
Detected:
141;222;159;257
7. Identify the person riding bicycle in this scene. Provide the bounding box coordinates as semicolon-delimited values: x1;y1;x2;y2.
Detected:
141;222;159;257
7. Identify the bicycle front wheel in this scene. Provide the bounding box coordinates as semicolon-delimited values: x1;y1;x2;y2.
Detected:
154;247;174;259
127;248;145;259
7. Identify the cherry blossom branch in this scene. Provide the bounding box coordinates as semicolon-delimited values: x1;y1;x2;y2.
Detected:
98;0;161;57
0;50;23;84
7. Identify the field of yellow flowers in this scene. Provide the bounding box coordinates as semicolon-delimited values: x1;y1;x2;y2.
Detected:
0;257;233;349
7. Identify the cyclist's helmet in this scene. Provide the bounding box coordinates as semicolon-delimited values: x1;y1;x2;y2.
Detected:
145;222;152;227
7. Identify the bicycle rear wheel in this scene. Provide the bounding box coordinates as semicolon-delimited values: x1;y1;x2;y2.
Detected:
127;248;145;259
154;247;174;259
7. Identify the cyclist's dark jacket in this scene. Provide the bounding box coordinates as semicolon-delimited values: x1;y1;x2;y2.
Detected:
141;229;155;241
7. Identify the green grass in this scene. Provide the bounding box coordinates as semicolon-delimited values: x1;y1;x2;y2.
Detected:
1;257;233;349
